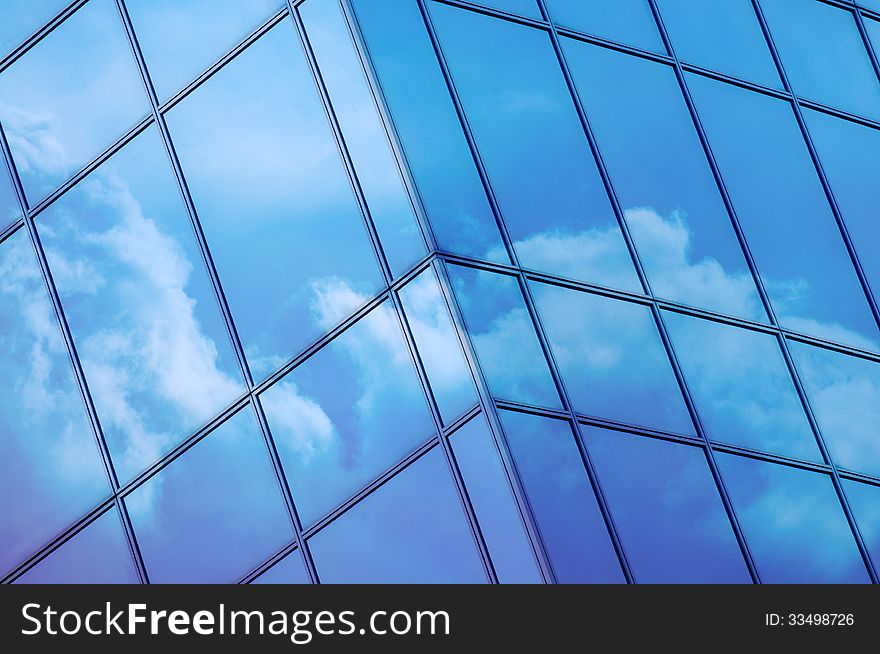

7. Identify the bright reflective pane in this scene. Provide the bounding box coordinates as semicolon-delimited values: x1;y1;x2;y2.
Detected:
565;40;764;320
433;5;640;292
300;0;425;277
789;341;880;478
447;265;561;409
16;509;138;584
0;229;110;576
351;0;508;262
688;74;879;351
476;0;540;19
533;282;693;434
126;408;293;584
664;312;820;461
546;0;665;52
0;0;149;202
762;0;880;120
252;550;310;585
585;427;750;583
0;0;69;57
38;127;245;482
309;448;486;583
451;417;542;583
261;301;435;527
718;454;869;583
656;0;780;87
843;480;880;570
167;22;383;382
1;165;19;230
126;0;284;102
499;410;623;583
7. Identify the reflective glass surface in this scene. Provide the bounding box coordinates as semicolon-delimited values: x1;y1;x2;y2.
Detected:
546;0;665;53
843;479;880;570
1;161;20;231
0;0;69;58
252;550;310;585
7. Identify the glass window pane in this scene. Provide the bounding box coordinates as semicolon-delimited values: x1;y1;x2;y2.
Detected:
585;427;750;583
16;509;138;584
761;0;880;120
499;410;623;583
447;265;561;409
167;22;384;382
433;5;641;292
790;341;880;478
564;40;764;321
0;0;149;202
450;417;542;583
656;0;781;88
843;479;880;570
664;312;820;461
38;127;245;482
688;74;880;352
868;16;880;53
398;267;478;425
546;0;665;53
0;0;69;58
261;301;435;527
126;0;284;102
1;164;19;231
299;0;426;277
126;408;293;584
533;282;693;434
479;0;541;18
309;448;486;583
351;0;508;263
0;229;110;576
718;454;869;583
252;550;310;585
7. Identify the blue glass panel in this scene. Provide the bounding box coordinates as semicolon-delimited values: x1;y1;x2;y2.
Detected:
0;0;149;201
450;417;542;583
16;509;138;584
843;479;880;570
447;265;561;409
478;0;540;19
546;0;665;53
252;550;310;585
299;0;426;277
718;454;869;583
533;282;694;434
656;0;781;88
351;0;508;262
804;109;880;306
688;74;880;351
126;408;293;584
261;301;435;527
433;5;641;292
664;312;820;461
126;0;284;102
0;229;110;576
167;22;383;382
309;448;486;583
564;40;764;321
789;341;880;478
0;0;69;57
867;16;880;53
761;0;880;120
38;127;245;482
0;164;19;230
585;427;750;583
499;410;623;582
398;267;478;425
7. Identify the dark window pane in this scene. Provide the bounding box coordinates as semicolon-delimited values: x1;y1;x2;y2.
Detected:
533;282;693;434
0;0;69;57
789;341;880;478
252;550;310;585
664;312;820;461
300;0;426;277
351;0;508;262
433;6;640;292
126;408;293;583
656;0;780;87
167;22;384;382
499;410;624;583
0;229;110;576
585;427;750;583
843;479;880;570
688;74;879;351
0;0;148;201
451;417;542;583
564;41;764;320
309;449;486;583
718;454;869;583
447;265;561;409
546;0;665;53
260;301;435;527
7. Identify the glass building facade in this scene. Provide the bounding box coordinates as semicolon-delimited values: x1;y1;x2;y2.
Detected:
1;0;880;584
